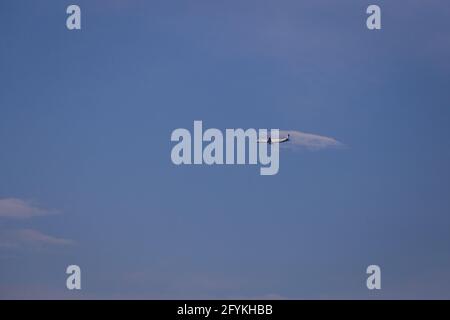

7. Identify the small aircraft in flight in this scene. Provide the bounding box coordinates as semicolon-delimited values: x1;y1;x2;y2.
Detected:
258;134;290;144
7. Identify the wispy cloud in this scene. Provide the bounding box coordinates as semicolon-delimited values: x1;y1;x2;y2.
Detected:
0;198;57;219
279;130;344;151
0;229;74;248
0;198;73;249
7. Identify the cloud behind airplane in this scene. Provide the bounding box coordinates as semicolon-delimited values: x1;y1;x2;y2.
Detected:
279;130;344;151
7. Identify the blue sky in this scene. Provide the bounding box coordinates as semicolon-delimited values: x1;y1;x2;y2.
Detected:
1;0;450;299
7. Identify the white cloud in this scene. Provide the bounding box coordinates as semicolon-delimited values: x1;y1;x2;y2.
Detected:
0;199;72;249
0;198;56;219
0;229;74;247
279;130;344;151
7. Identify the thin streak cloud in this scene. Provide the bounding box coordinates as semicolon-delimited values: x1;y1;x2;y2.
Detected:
0;229;74;248
0;198;57;219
